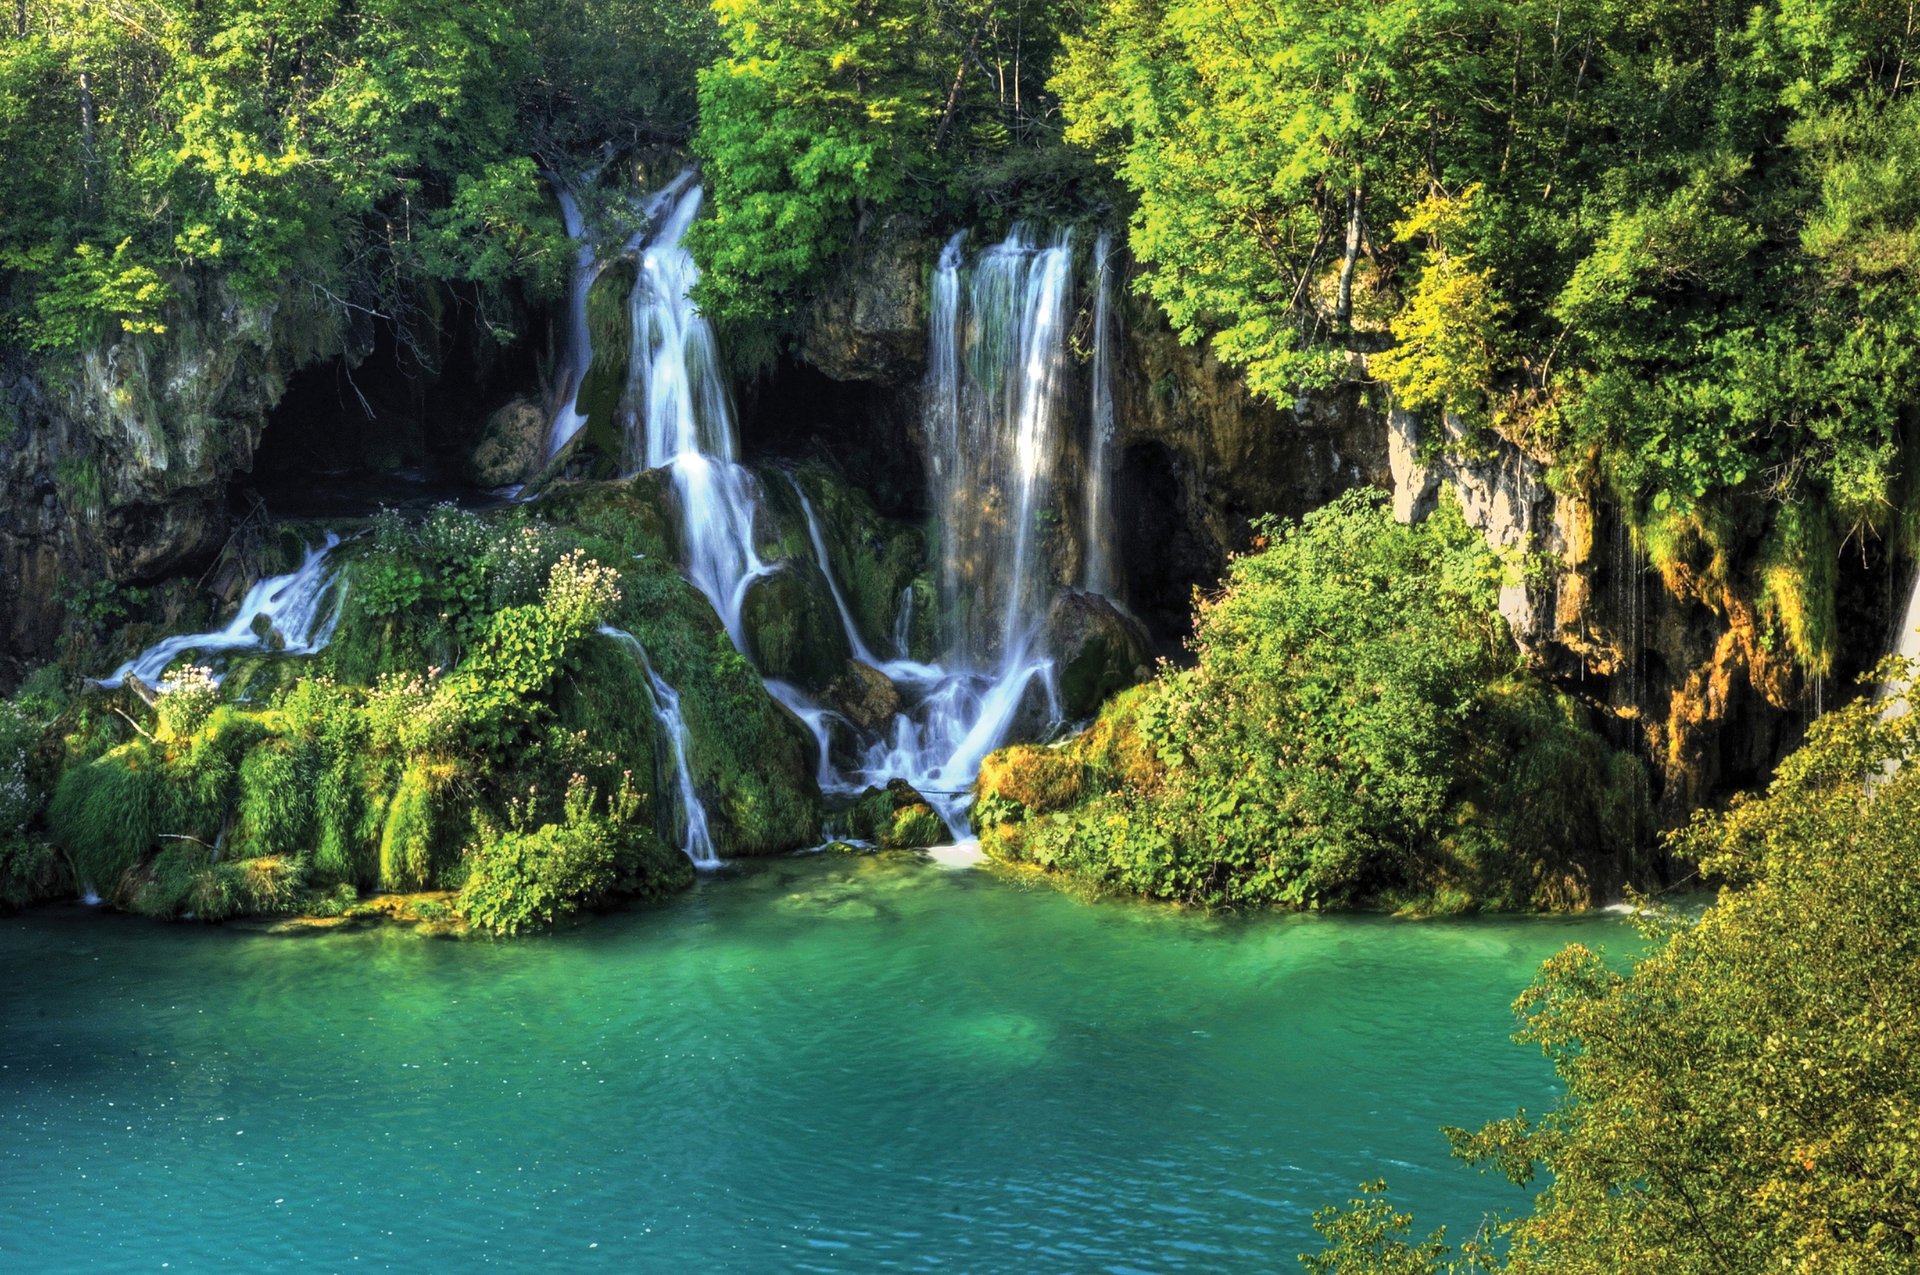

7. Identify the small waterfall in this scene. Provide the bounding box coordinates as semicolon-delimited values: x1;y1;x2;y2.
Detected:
892;586;915;660
927;232;968;630
100;534;346;688
1082;231;1120;599
542;184;598;462
599;626;718;868
787;474;878;667
619;174;769;649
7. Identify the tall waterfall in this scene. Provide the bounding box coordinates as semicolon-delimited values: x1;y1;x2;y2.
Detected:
542;185;598;462
599;626;718;868
100;534;346;688
1082;231;1120;598
618;175;768;650
930;226;1076;665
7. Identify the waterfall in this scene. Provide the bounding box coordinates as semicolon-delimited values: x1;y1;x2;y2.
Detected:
618;174;769;649
99;534;346;688
893;586;915;661
542;184;598;463
1082;231;1120;598
599;626;718;868
787;473;879;667
593;188;1083;839
933;226;1076;666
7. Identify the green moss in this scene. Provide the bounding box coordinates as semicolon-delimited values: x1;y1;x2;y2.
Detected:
738;564;850;692
48;743;159;894
379;762;455;891
1756;499;1838;677
233;740;314;858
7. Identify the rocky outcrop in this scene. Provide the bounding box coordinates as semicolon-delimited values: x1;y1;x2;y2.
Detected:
1384;400;1815;816
798;215;930;384
0;276;339;682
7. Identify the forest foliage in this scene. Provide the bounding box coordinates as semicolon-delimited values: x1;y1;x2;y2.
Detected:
1302;672;1920;1271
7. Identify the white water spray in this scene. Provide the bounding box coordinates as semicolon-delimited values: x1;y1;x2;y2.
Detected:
1083;231;1120;598
99;534;346;688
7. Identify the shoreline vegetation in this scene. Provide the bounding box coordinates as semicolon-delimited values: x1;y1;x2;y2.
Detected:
3;0;1916;1266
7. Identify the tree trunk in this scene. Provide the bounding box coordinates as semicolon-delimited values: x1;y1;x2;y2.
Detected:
1335;186;1363;324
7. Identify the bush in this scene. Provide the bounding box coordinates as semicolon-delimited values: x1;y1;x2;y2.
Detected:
977;492;1645;910
457;773;688;934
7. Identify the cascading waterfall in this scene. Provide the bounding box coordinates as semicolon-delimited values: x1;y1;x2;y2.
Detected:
619;174;769;649
599;626;718;867
100;534;346;688
596;186;1090;840
542;184;598;463
1082;231;1120;599
936;226;1076;665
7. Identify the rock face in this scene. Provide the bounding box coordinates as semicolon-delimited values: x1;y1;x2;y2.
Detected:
0;275;322;682
1384;398;1816;816
1115;320;1391;637
798;215;930;384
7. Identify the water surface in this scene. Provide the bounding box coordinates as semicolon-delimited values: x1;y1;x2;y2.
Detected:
0;854;1632;1272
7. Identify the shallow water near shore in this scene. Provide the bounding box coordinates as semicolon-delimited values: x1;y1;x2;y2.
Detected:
0;852;1635;1272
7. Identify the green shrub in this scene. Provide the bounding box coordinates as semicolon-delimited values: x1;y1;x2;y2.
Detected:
457;773;688;934
978;492;1643;910
48;745;159;895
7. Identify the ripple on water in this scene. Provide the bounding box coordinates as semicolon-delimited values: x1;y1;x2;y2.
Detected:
0;854;1637;1272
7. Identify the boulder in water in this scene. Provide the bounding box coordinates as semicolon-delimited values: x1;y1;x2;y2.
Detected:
1043;589;1154;719
467;398;547;488
823;660;902;732
848;779;945;849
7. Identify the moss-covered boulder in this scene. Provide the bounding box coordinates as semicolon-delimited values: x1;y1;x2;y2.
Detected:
845;779;946;848
468;397;548;488
1043;589;1153;719
740;564;851;692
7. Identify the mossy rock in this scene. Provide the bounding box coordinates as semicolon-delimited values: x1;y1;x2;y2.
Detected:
843;779;943;848
739;564;851;692
468;397;548;488
786;462;928;656
975;744;1085;820
823;660;902;731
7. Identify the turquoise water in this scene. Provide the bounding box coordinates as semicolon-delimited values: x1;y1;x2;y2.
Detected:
0;853;1631;1272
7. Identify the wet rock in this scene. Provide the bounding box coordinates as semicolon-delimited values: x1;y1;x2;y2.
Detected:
1043;589;1154;719
740;565;851;693
823;660;902;732
846;779;945;849
467;397;548;488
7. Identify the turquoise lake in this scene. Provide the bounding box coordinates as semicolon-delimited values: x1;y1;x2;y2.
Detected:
0;852;1634;1272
